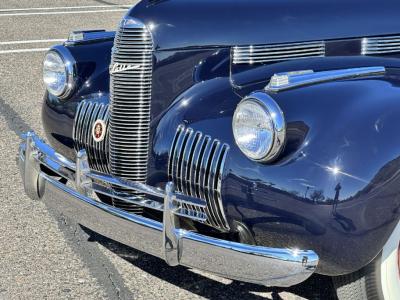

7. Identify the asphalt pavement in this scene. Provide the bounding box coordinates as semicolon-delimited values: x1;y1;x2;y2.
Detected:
0;1;336;299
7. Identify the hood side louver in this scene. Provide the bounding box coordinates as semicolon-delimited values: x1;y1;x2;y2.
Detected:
232;41;325;65
362;35;400;55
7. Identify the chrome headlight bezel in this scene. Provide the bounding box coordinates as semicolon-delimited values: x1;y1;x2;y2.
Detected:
232;92;286;163
43;46;77;99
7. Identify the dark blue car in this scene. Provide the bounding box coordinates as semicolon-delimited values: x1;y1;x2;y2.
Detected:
19;1;400;299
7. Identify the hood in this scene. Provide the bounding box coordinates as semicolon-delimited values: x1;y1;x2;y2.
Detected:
130;0;400;51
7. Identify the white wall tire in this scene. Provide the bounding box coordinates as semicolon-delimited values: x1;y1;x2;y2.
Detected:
334;220;399;300
381;220;400;300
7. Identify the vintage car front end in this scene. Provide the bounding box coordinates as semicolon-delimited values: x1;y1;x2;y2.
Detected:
19;0;400;297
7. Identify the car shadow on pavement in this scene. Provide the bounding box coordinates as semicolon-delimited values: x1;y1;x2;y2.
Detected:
83;226;337;300
0;96;32;137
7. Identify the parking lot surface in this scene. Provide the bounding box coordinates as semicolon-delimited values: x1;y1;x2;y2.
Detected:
0;1;336;299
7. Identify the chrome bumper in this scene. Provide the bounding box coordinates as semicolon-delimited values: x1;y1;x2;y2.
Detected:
18;131;318;287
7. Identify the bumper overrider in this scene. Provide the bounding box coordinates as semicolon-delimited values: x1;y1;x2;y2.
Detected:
18;131;318;287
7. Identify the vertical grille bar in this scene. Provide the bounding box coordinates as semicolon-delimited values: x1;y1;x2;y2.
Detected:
109;18;153;212
168;125;230;231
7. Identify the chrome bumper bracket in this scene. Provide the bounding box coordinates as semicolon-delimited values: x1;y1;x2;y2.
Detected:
76;149;91;196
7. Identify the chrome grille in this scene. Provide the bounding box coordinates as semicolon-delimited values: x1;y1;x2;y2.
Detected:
73;100;109;173
232;41;325;64
109;18;153;213
168;125;230;231
362;35;400;55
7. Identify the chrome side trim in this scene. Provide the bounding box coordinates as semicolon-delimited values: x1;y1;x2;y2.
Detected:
232;41;325;65
362;35;400;55
168;126;230;231
265;66;386;92
19;131;319;287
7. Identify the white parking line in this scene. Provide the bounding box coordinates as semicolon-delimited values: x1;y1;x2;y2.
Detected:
0;5;130;12
0;39;65;45
0;9;127;17
0;48;49;54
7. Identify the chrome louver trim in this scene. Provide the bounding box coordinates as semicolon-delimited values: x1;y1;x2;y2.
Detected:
168;125;230;231
362;35;400;55
232;41;325;65
72;100;110;173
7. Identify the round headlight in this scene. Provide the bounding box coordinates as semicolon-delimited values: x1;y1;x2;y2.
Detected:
232;92;286;162
43;49;75;98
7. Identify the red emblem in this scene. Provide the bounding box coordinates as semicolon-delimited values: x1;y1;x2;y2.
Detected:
92;120;106;142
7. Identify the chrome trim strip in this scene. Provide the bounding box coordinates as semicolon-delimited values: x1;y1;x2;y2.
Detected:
266;66;386;92
232;41;325;65
19;131;318;287
168;126;231;231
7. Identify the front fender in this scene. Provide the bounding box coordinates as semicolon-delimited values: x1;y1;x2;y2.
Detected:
153;70;400;275
42;39;113;160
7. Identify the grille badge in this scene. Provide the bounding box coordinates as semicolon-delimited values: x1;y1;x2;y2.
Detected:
109;63;142;75
92;119;106;142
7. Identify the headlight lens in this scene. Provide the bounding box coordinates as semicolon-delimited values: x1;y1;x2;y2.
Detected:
43;51;69;97
233;93;286;162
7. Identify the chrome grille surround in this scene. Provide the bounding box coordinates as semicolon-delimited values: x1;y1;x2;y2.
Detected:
109;17;153;212
168;125;230;231
362;35;400;55
232;41;325;65
72;100;110;173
